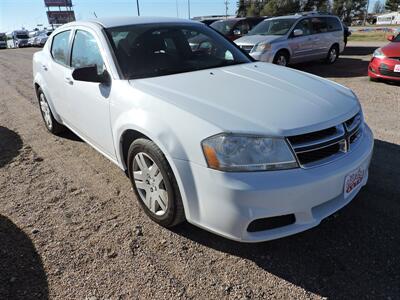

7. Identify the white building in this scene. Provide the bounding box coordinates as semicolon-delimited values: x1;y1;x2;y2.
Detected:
376;12;400;25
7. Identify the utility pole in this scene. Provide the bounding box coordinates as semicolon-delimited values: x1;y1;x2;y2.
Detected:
188;0;191;19
136;0;140;16
224;0;229;19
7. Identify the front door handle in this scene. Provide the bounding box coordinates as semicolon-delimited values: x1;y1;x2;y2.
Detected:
42;65;48;71
65;77;73;85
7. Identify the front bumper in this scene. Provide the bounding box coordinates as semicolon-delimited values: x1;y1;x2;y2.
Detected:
250;50;275;63
174;125;374;242
368;57;400;81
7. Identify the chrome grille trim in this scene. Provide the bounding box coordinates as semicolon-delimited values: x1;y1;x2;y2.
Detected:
287;112;363;168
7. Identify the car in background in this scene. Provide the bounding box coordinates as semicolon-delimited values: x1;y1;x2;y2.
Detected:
33;17;373;242
234;12;345;66
368;33;400;82
28;31;40;47
210;17;266;40
35;30;52;47
200;18;222;26
0;33;7;49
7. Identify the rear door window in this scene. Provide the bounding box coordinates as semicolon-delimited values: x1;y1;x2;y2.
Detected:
311;18;328;34
326;17;342;32
51;30;71;66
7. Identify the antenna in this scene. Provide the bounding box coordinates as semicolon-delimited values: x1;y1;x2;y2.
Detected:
93;11;98;18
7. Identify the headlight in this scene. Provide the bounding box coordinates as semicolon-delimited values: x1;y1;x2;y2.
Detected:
372;48;385;59
202;134;298;172
253;42;271;53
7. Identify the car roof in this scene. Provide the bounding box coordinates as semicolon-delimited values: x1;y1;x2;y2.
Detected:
78;16;198;29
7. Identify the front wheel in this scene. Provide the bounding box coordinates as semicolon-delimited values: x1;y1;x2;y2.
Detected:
325;45;339;64
273;51;289;67
127;138;185;227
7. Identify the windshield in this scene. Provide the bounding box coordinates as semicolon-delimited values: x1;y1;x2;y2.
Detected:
393;33;400;42
248;18;297;36
16;34;29;39
210;20;236;35
106;23;251;80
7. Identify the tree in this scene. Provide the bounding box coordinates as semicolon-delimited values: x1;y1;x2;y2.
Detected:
372;0;385;13
237;0;247;17
261;0;301;16
385;0;400;11
301;0;330;12
333;0;367;24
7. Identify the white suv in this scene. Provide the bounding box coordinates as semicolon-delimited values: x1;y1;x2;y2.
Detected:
235;13;345;66
33;17;373;242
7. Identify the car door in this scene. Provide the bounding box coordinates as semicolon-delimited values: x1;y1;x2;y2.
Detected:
288;18;315;63
64;28;116;159
44;29;73;120
310;17;329;58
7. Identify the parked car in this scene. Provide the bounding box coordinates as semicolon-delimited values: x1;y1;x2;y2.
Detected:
235;12;345;66
0;33;7;49
210;17;266;40
368;33;400;82
200;18;222;26
33;17;373;242
34;30;52;47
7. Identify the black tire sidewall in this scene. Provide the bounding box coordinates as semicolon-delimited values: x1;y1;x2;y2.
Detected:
326;45;339;64
127;139;180;227
273;51;289;66
37;88;54;132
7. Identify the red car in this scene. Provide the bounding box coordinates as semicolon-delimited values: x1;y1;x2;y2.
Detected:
368;33;400;82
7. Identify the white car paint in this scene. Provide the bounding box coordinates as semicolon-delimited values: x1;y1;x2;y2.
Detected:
33;17;374;242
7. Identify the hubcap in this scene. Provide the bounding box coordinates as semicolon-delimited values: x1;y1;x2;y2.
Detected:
133;152;168;216
329;48;337;62
39;93;52;130
276;55;287;66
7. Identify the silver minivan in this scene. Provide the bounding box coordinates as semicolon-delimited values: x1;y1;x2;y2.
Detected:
234;13;345;66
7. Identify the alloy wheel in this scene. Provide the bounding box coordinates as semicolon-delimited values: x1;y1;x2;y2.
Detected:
132;152;168;216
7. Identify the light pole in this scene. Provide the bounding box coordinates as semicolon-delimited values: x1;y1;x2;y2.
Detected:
136;0;140;16
224;0;229;19
188;0;191;19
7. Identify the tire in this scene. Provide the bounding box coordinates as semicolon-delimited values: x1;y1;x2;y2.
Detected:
127;138;185;227
37;88;65;134
325;45;339;64
273;50;289;67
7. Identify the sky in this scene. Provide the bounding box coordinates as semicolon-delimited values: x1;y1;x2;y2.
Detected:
0;0;237;32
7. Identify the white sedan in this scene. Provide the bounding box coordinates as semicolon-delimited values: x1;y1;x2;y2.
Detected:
32;17;374;242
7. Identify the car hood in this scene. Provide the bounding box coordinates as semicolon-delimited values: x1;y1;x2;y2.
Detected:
235;34;282;46
382;41;400;57
130;62;360;137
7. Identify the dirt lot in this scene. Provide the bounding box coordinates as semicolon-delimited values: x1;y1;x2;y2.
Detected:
0;42;399;299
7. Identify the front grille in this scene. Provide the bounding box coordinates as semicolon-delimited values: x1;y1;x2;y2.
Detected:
240;45;254;53
388;57;400;61
379;68;400;78
287;112;363;167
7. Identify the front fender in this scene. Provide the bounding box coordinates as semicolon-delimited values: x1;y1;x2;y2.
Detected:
113;108;189;170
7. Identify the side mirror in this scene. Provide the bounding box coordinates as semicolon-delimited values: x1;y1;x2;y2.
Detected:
72;65;110;84
387;35;394;42
233;29;242;36
293;29;303;37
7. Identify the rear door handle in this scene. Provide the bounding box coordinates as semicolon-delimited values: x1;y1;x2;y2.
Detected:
65;77;73;85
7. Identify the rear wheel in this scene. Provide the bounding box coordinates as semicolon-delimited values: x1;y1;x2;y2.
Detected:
325;45;339;64
273;50;289;67
37;88;65;134
127;138;185;227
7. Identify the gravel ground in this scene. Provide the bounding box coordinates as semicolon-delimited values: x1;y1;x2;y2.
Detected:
0;41;399;299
